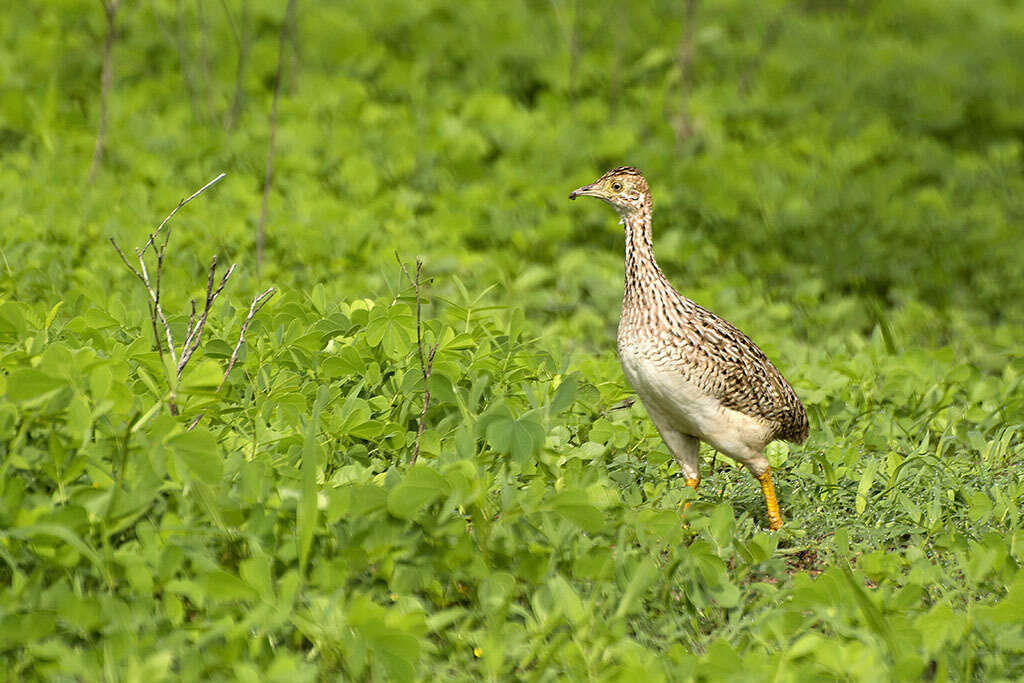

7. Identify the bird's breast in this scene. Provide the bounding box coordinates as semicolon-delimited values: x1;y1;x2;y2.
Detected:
617;340;712;430
616;334;773;451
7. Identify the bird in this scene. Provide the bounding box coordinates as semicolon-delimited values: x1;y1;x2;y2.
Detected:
569;166;808;531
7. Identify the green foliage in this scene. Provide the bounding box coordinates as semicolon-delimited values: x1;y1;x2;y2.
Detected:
1;0;1023;679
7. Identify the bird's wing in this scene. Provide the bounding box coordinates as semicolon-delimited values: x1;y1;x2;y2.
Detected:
667;298;809;443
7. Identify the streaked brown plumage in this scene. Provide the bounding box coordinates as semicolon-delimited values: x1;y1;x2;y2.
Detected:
570;166;808;530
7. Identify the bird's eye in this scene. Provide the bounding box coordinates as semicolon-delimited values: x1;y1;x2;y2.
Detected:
611;182;622;191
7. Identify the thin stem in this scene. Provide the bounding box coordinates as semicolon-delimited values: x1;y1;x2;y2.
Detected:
175;0;203;123
673;0;699;143
396;252;440;464
219;0;250;129
257;0;298;276
178;259;236;378
140;172;225;257
88;0;120;183
188;286;276;430
196;0;213;121
109;174;229;418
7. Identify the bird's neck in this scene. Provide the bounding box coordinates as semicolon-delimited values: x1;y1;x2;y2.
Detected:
622;201;670;305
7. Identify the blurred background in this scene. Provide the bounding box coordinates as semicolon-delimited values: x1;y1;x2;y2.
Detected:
3;0;1023;348
2;2;1024;678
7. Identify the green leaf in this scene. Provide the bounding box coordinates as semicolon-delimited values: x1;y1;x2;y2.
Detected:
89;364;112;402
82;306;119;330
167;429;223;485
979;573;1024;625
180;359;224;394
338;396;372;434
4;524;107;581
549;489;605;533
484;411;545;463
478;572;515;614
548;575;585;625
0;302;27;339
349;419;384;439
549;373;578;415
348;596;421;682
856;459;878;515
240;556;274;603
200;570;259;603
839;567;895;651
65;391;92;447
0;611;56;648
386;466;450;519
967;491;993;523
614;558;659;619
323;345;365;378
4;369;66;404
368;632;418;683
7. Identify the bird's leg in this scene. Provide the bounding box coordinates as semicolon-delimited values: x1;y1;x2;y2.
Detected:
682;476;699;510
657;427;701;510
756;468;783;531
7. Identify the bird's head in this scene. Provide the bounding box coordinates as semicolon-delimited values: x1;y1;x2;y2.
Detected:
568;166;650;218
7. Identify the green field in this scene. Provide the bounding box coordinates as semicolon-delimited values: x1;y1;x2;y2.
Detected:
2;0;1023;679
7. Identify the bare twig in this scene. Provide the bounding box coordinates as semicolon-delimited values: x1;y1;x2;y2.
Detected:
154;235;166;312
396;252;441;464
88;0;120;184
110;174;262;420
178;258;236;377
186;298;197;342
605;397;636;413
129;239;179;366
257;0;298;276
109;237;143;281
673;0;699;143
188;286;276;430
147;301;164;358
140;172;225;257
218;287;276;392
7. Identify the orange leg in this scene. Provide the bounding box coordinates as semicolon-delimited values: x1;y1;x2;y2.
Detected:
682;477;700;510
756;469;783;531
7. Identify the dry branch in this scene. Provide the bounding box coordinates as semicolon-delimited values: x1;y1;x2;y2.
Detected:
110;237;179;367
257;0;298;276
187;286;276;430
218;287;276;392
110;173;273;421
177;258;236;376
396;253;440;464
141;172;227;258
88;0;120;183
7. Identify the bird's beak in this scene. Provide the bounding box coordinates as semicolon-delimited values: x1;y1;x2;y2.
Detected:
569;183;597;200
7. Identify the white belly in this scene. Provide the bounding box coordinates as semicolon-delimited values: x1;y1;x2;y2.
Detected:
618;344;772;460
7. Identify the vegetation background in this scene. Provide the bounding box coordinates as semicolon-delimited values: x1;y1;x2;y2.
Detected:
1;0;1023;679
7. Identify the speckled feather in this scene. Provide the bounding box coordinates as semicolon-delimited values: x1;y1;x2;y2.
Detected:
591;167;809;443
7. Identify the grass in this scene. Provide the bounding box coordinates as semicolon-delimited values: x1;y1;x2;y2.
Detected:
1;0;1023;680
